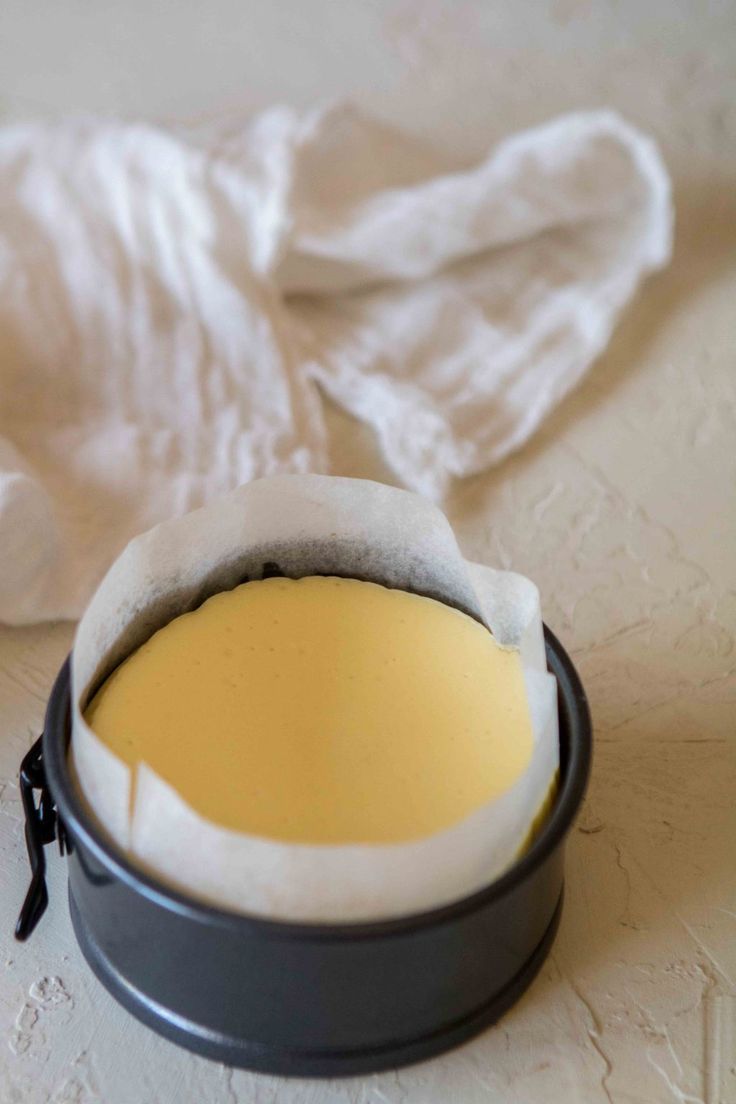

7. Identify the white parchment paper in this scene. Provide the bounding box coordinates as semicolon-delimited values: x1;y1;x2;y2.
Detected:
70;475;558;921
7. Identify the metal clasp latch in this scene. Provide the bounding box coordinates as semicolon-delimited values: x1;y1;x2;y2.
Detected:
15;734;69;942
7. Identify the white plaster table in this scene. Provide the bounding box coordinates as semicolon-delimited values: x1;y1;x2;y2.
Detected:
1;3;734;1101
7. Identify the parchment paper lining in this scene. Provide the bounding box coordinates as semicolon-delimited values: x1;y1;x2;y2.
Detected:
71;475;558;922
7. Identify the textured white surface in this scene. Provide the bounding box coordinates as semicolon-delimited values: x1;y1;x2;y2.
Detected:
1;2;735;1102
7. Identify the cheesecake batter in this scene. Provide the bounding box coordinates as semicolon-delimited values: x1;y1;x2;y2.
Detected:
85;576;534;845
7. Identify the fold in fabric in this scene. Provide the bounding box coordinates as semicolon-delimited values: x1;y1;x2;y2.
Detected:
0;106;671;623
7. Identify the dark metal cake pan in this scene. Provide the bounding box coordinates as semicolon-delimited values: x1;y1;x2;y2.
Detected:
16;625;591;1078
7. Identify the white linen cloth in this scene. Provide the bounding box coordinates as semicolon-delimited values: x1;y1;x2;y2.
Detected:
0;105;671;624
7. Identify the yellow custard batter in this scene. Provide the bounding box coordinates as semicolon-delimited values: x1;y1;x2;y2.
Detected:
85;576;534;845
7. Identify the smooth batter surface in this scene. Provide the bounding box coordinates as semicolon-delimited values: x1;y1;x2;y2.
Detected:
85;576;534;844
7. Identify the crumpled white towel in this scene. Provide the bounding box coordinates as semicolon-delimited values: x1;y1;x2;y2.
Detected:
0;105;671;624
